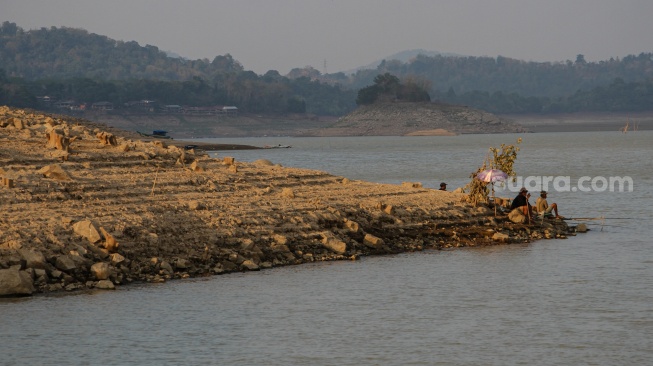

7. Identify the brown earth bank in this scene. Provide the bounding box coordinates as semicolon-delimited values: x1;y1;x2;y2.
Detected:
309;102;527;136
502;111;653;133
0;106;580;298
71;101;525;139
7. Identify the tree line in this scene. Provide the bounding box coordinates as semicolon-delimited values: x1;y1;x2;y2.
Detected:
2;22;653;115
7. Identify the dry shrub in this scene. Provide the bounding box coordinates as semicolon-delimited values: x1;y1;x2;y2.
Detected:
464;138;521;205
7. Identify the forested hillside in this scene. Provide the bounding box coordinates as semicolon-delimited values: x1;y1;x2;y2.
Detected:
1;21;653;115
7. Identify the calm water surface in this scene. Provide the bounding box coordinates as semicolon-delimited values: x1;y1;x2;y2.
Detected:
1;131;651;365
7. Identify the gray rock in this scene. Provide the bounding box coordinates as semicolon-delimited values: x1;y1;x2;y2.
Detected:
18;249;48;270
0;268;35;296
55;255;77;272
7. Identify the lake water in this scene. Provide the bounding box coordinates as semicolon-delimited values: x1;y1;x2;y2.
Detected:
1;131;651;365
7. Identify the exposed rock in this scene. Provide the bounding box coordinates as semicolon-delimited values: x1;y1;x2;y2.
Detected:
241;260;260;270
55;255;77;272
321;233;347;254
96;131;118;146
0;268;35;296
91;262;112;280
492;232;510;242
39;164;71;181
18;249;48;270
99;227;119;252
72;220;102;243
576;223;589;233
95;280;115;290
363;234;384;248
508;208;527;224
0;106;572;297
281;188;295;198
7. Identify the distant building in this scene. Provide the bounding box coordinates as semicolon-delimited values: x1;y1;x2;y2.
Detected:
91;101;114;111
222;106;238;115
163;105;182;113
125;99;157;112
53;100;75;109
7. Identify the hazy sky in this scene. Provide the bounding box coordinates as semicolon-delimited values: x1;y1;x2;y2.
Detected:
2;0;652;74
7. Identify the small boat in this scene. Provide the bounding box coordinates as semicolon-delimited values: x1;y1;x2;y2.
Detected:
263;144;292;149
137;130;173;139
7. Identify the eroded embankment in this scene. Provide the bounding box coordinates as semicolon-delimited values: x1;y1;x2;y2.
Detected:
0;107;574;297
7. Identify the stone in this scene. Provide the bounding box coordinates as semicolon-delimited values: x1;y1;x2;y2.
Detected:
73;220;102;243
384;205;395;215
223;156;235;165
18;249;48;270
45;130;71;152
321;237;347;254
55;255;77;272
508;208;526;224
188;200;205;210
96;131;118;146
0;268;35;296
109;253;125;265
90;262;112;280
95;280;115;290
363;234;384;248
492;232;510;242
175;258;190;270
241;260;260;270
344;220;360;232
39;164;71;181
576;223;589;233
190;160;204;172
281;188;295;198
99;227;119;252
160;261;174;274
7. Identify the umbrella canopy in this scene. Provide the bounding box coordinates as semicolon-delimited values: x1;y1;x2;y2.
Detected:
476;169;508;183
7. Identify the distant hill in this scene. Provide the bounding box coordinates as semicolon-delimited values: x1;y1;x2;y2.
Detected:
343;49;463;75
2;21;653;116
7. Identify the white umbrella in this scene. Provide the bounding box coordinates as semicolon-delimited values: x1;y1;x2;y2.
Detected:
476;169;508;215
476;169;508;183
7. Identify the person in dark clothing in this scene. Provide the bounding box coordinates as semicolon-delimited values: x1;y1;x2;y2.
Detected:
510;187;533;221
439;182;447;191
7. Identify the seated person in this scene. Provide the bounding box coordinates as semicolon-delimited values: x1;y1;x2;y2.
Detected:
510;187;533;220
536;190;563;219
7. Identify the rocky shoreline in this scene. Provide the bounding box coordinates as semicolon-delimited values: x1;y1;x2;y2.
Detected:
1;107;578;297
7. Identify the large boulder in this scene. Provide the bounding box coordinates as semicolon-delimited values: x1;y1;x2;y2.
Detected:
508;208;527;224
0;268;35;297
363;234;384;248
90;262;112;280
54;255;77;272
72;220;102;243
18;249;48;270
321;233;347;254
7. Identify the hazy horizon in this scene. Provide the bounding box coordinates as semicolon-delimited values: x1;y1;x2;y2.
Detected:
2;0;652;75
